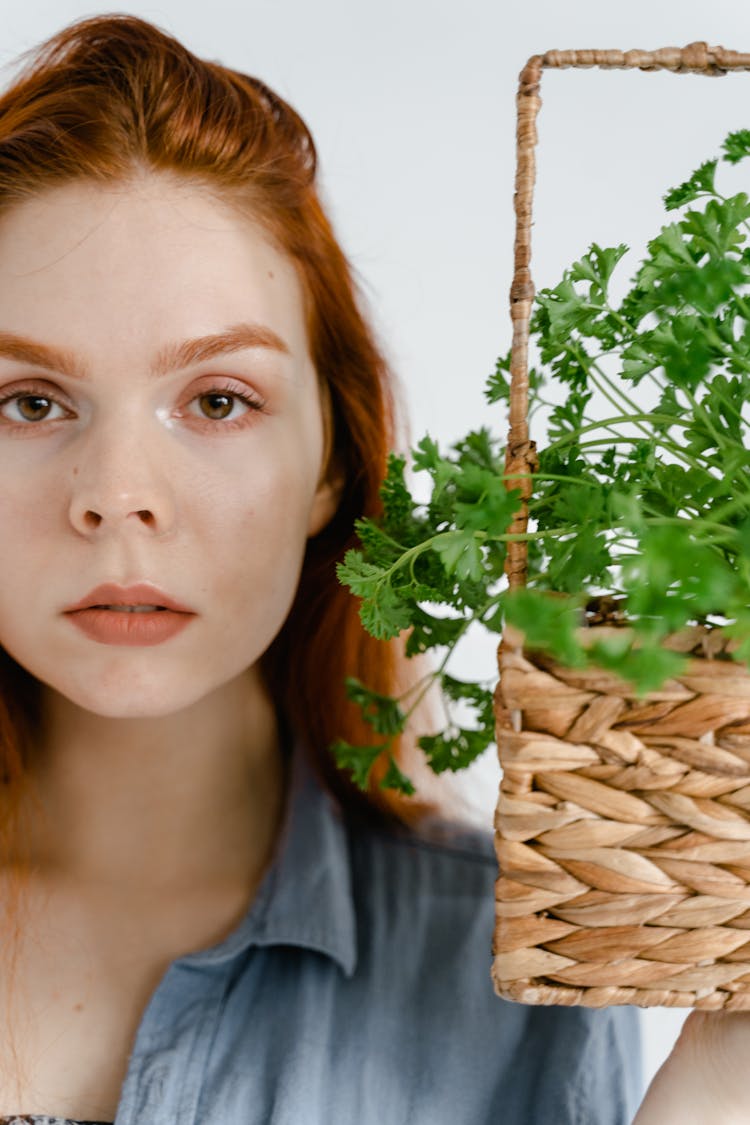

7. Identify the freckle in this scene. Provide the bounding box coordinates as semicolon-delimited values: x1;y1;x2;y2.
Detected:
268;270;274;279
72;466;79;476
73;1002;84;1012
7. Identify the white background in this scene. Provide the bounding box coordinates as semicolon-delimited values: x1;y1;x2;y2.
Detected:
4;0;750;1103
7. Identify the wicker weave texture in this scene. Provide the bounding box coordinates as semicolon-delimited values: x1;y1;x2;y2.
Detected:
495;624;750;1009
493;43;750;1009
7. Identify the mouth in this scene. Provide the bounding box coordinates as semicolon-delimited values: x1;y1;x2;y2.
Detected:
91;605;169;613
64;602;195;646
65;582;195;615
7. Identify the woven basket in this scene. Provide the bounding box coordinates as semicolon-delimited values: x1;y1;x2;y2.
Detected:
491;43;750;1011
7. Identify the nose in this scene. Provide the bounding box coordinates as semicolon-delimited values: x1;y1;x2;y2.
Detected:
68;422;177;538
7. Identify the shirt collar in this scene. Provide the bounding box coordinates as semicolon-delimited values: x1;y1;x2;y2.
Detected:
180;728;358;979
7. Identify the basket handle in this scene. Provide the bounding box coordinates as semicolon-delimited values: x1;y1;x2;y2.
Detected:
504;42;750;591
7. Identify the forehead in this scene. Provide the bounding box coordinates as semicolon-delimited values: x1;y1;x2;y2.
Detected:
0;175;310;367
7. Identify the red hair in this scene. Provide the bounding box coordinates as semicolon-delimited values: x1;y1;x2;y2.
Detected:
0;13;461;832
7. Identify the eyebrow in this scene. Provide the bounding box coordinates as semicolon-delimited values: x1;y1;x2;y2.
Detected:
0;321;291;380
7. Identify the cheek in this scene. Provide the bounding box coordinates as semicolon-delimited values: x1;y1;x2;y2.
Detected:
193;443;318;605
0;476;64;569
198;453;311;533
199;423;322;539
0;483;66;650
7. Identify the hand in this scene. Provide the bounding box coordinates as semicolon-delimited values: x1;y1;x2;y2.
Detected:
632;1009;750;1124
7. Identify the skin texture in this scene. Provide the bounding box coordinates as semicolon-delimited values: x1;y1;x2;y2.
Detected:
632;1009;750;1124
0;172;341;891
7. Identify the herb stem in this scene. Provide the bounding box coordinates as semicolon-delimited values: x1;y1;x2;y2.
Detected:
542;412;703;471
396;597;496;731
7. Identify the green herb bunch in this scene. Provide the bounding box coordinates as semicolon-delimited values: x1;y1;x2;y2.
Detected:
333;128;750;797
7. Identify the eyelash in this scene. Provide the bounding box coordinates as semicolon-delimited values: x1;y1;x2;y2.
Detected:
0;379;267;432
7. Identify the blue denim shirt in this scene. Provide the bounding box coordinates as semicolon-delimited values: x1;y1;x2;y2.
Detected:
105;733;642;1124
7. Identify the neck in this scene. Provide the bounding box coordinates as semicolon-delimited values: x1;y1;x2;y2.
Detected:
14;666;286;895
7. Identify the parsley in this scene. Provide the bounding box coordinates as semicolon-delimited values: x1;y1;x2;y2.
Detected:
334;129;750;795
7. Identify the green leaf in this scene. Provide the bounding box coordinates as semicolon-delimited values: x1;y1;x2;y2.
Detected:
452;427;505;472
440;674;495;729
681;197;750;261
378;755;417;796
380;453;419;542
588;640;688;697
645;221;696;267
412;434;456;502
722;613;750;666
640;463;722;520
454;478;519;539
569;242;629;295
546;531;613;594
663;159;718;211
485;349;545;407
406;566;456;607
503;589;586;667
620;525;740;630
353;518;407;566
536;277;601;342
404;606;466;655
344;676;407;735
547;390;592;441
433;531;483;582
329;738;383;790
358;582;413;639
722;129;750;165
624;316;716;388
481;600;506;633
418;726;494;773
485;351;511;405
607;488;647;534
336;550;383;598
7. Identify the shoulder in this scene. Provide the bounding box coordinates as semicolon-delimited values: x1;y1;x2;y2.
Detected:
348;810;517;931
346;808;501;966
350;807;499;889
344;810;643;1124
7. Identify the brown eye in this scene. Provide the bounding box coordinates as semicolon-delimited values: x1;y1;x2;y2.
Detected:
182;381;265;428
198;392;235;420
15;395;53;422
0;386;69;426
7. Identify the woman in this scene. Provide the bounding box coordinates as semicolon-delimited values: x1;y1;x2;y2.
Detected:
0;13;641;1124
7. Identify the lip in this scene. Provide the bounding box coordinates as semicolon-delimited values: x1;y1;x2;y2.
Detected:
64;582;195;614
65;606;194;647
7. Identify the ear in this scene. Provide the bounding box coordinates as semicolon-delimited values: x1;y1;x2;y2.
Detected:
307;378;342;538
307;471;344;538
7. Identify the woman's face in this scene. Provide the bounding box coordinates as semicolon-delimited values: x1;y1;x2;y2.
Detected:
0;174;338;717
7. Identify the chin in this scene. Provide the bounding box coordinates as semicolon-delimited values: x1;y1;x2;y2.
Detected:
25;663;207;720
64;680;204;719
